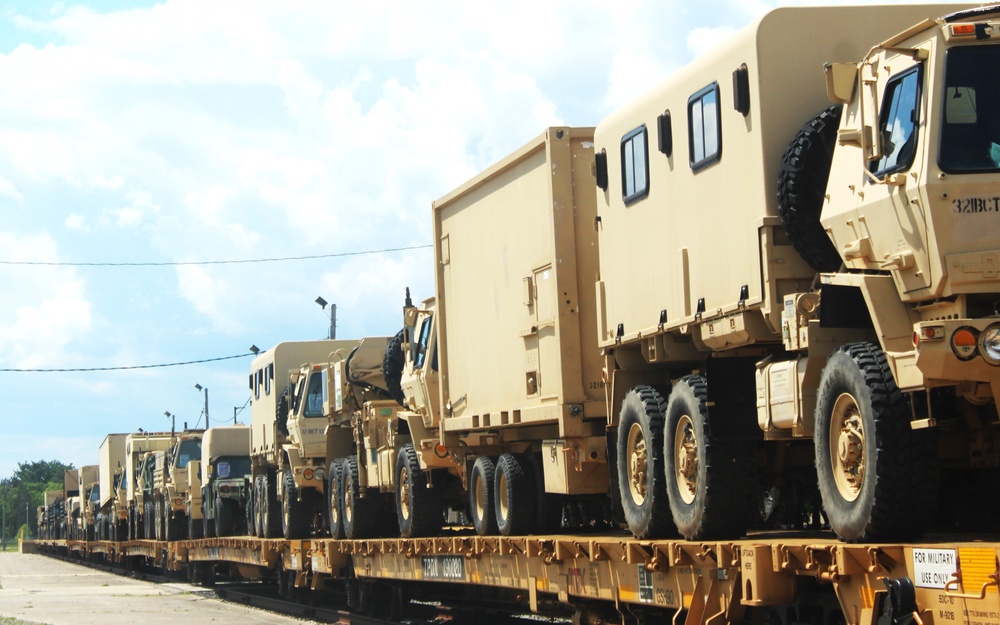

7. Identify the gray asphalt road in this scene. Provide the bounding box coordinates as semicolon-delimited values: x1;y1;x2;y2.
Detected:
0;552;314;625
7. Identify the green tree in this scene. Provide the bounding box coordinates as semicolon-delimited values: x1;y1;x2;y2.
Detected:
11;460;74;486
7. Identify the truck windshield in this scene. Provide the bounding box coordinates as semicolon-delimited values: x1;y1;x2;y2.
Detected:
175;439;202;468
939;45;1000;173
214;456;251;479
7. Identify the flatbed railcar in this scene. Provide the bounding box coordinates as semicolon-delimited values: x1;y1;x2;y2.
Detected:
25;532;1000;625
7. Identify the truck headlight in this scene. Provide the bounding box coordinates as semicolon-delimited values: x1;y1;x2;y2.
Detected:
979;324;1000;365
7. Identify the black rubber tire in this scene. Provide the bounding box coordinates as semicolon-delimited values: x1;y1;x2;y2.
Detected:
494;453;537;536
395;444;442;538
342;456;380;539
664;375;756;540
276;386;291;435
247;477;259;537
203;500;216;538
327;459;345;539
188;509;204;540
154;499;163;541
470;456;499;536
616;385;674;539
281;467;311;539
165;504;183;541
527;452;563;533
261;470;281;538
216;496;236;537
814;342;938;542
144;501;154;540
383;329;406;406
777;105;844;273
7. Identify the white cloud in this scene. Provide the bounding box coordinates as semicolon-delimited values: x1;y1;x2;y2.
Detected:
64;213;87;230
0;232;91;369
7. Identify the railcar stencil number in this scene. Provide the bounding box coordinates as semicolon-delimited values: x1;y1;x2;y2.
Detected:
422;555;465;580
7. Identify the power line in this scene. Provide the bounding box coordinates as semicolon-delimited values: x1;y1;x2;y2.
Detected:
0;244;432;267
0;353;252;373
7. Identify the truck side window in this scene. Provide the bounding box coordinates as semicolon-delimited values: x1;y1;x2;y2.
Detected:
621;126;649;205
689;83;721;172
871;65;922;177
414;316;432;370
304;372;323;417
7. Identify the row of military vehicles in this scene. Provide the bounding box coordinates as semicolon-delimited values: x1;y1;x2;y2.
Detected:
35;3;1000;552
37;426;251;542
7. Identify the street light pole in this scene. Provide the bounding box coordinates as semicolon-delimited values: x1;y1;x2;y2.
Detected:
195;384;209;426
165;411;175;436
315;296;337;339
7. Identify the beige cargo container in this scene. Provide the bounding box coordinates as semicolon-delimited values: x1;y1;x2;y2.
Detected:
98;434;128;510
592;4;994;544
399;127;604;537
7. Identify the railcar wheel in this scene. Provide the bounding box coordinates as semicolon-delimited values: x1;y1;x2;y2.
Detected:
616;385;673;538
664;375;756;540
327;459;345;539
395;443;442;537
281;467;310;539
494;453;536;536
815;342;937;541
470;456;499;536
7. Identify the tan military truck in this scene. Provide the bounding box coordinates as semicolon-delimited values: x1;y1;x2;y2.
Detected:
79;465;99;541
123;431;174;539
589;4;1000;542
307;336;404;540
151;431;203;541
97;433;128;540
392;127;604;537
199;425;251;537
248;340;361;538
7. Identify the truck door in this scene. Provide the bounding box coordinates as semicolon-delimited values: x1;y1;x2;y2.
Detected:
857;55;932;293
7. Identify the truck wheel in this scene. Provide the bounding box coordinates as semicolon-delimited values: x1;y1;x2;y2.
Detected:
777;105;844;273
395;444;442;538
251;475;263;537
470;456;499;536
261;470;281;538
216;496;236;537
815;342;937;541
528;453;563;533
343;456;379;539
664;375;756;540
188;509;203;540
494;453;536;536
154;499;163;541
383;329;406;406
281;467;311;539
144;501;153;539
616;385;673;539
328;459;345;539
203;500;215;538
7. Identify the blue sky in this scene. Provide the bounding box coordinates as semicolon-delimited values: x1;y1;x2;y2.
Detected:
0;0;968;477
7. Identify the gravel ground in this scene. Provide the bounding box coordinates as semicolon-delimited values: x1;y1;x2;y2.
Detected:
0;552;314;625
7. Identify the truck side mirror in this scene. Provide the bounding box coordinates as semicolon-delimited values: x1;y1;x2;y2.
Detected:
824;62;857;104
